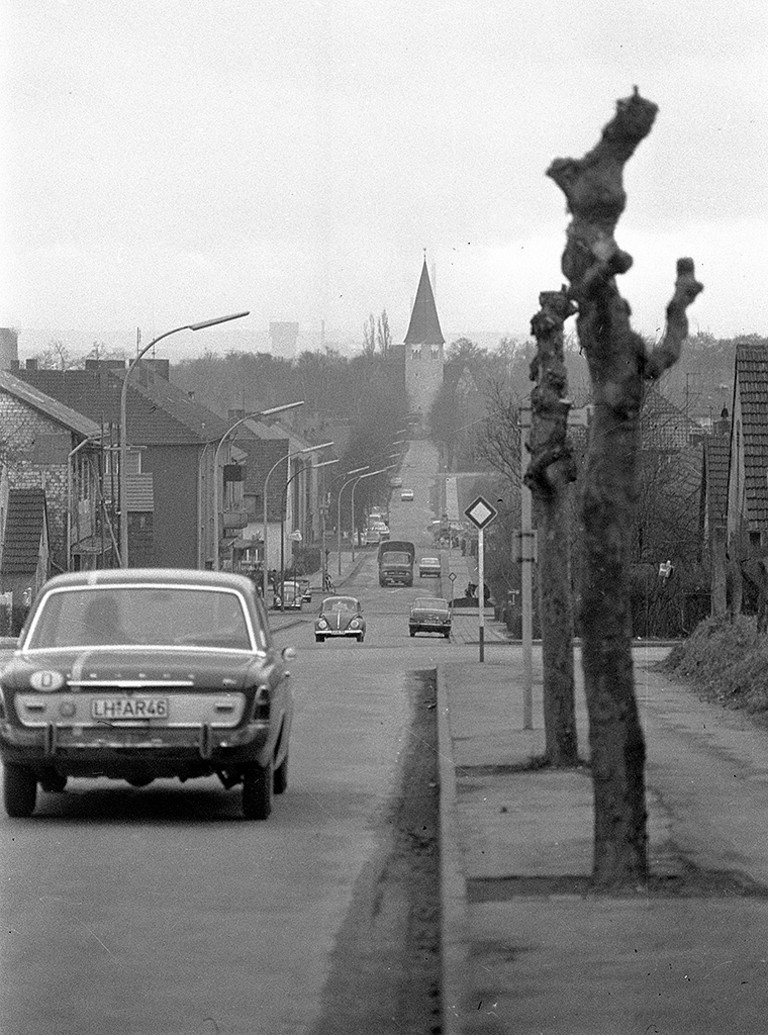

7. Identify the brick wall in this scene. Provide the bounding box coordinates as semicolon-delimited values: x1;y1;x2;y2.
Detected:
0;392;73;570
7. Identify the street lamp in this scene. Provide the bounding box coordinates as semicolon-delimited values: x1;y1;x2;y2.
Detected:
336;467;370;575
262;440;334;602
212;400;305;570
350;465;397;563
119;310;249;567
278;457;339;609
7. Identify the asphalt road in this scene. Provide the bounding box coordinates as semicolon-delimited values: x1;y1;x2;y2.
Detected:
0;440;476;1035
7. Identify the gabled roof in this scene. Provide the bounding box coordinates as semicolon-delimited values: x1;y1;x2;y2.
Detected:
641;385;703;452
0;370;100;439
1;488;46;577
13;366;230;446
703;431;730;529
404;261;444;346
734;343;768;529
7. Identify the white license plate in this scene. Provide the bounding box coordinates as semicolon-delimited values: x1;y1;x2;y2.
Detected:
92;698;169;720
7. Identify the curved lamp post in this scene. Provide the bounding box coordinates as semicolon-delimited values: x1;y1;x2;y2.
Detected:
262;440;333;602
349;464;397;563
278;457;339;609
212;400;305;570
335;467;369;575
119;310;249;567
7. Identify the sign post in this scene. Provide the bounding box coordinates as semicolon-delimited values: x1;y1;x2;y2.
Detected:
464;496;498;663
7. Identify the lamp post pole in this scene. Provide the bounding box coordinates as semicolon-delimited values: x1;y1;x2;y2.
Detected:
119;310;249;567
350;465;397;563
336;467;369;576
279;455;337;610
212;400;304;571
262;441;333;602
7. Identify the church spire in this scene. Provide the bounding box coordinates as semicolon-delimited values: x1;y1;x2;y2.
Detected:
404;259;444;346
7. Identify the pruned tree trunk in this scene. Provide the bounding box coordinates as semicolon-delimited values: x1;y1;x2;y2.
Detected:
526;289;579;766
547;89;703;887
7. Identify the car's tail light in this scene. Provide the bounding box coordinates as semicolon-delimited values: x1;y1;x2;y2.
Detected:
251;684;271;722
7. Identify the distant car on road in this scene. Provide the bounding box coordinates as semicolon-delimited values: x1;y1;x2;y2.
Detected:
315;596;366;643
0;569;295;820
272;581;303;610
409;597;452;639
400;489;414;501
419;556;441;578
390;476;403;488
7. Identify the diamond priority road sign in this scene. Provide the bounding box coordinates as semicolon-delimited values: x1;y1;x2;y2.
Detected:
464;495;498;531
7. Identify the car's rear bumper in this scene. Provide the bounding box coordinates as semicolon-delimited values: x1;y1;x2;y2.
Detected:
0;720;272;776
409;623;451;634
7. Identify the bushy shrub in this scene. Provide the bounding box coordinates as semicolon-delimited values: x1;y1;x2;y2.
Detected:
663;615;768;713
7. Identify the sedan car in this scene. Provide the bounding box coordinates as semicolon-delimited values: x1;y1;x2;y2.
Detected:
315;596;366;643
409;597;452;638
400;489;414;501
0;569;295;821
419;556;441;578
272;581;303;610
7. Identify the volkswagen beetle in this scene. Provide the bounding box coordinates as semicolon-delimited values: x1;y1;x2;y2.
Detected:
0;569;295;820
314;596;366;643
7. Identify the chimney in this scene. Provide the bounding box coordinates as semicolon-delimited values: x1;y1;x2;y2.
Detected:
25;358;38;371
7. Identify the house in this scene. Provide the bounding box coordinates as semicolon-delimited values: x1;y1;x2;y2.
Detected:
726;342;768;557
700;408;730;616
0;369;109;573
10;359;233;569
220;412;332;576
0;487;48;631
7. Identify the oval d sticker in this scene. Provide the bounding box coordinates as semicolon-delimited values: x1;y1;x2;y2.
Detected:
30;670;65;692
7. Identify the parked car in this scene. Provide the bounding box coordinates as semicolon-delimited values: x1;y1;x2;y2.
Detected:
409;597;452;638
400;489;414;501
419;556;441;578
0;569;295;820
390;476;403;488
363;527;381;546
272;581;303;610
314;596;366;643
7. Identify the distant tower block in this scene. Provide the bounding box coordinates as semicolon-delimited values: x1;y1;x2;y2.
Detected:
270;322;299;359
403;260;444;432
0;328;19;370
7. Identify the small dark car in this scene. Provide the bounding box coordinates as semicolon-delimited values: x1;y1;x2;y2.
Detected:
0;569;295;820
409;597;452;638
314;596;366;643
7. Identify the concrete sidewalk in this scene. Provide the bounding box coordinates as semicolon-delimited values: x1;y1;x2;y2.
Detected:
438;646;768;1035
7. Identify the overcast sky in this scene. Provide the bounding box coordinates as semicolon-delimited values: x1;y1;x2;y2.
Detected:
1;0;766;358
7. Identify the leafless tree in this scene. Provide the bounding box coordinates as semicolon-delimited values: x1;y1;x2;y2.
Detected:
362;314;376;357
547;89;703;887
526;289;579;766
376;310;392;355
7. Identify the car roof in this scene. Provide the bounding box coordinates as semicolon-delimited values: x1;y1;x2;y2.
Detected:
321;595;359;607
37;568;256;594
421;556;439;562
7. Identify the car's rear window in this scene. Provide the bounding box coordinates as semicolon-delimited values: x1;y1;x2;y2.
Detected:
25;585;260;651
414;598;449;609
382;552;410;564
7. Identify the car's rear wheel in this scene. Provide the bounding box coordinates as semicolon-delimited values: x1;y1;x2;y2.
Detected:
409;629;416;637
315;635;325;643
444;631;451;639
273;751;289;795
39;769;67;793
356;633;364;643
3;763;37;818
242;760;272;820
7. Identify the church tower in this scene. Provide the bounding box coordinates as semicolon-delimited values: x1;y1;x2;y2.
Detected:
403;258;445;434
